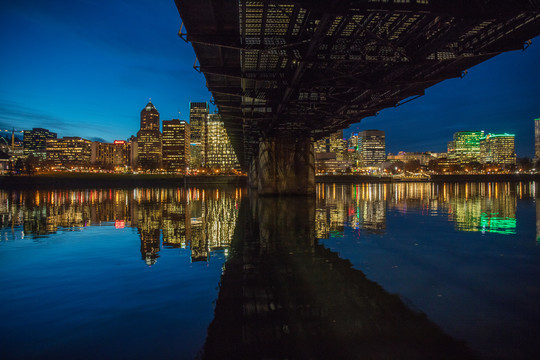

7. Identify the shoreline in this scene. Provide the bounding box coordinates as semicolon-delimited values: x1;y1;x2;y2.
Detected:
316;174;540;183
1;173;539;189
0;174;247;189
429;174;540;182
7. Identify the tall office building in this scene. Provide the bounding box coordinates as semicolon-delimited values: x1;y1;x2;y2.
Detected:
205;113;239;171
535;118;540;162
329;130;347;161
189;102;209;170
23;128;57;159
348;133;360;166
162;119;190;172
358;130;386;166
314;130;351;173
447;131;484;163
348;133;359;150
140;100;160;131
480;133;516;165
314;130;346;159
46;137;92;166
137;101;162;170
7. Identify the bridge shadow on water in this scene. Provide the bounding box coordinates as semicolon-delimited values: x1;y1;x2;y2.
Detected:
201;193;478;360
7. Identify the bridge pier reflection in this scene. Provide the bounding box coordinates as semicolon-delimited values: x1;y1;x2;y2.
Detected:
202;193;477;359
255;137;315;195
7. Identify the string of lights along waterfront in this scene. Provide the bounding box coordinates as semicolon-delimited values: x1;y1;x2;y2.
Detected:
0;101;535;176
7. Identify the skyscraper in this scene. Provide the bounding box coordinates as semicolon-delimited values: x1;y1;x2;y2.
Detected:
314;130;353;173
480;133;516;165
447;131;484;163
140;100;160;131
329;130;347;161
23;128;57;159
358;130;386;166
205;113;239;171
348;133;360;167
535;118;540;162
137;101;162;170
162;119;190;172
314;130;346;158
189;102;209;170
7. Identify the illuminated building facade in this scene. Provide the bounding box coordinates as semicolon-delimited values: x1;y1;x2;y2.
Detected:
315;130;350;173
205;113;240;171
314;138;326;154
358;130;386;166
46;137;92;166
447;131;484;163
137;101;162;170
480;133;516;165
162;119;190;172
140;100;160;131
189;102;209;170
91;140;131;168
315;131;346;158
535;118;540;162
348;133;360;166
387;152;437;166
23;128;57;159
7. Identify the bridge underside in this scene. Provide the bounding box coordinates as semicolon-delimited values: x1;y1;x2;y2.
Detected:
176;0;540;194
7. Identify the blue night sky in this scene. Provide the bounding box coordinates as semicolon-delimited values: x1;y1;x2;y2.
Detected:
1;0;539;156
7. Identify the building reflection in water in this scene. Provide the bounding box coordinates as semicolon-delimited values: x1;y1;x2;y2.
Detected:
202;192;477;359
315;182;535;240
0;187;243;265
317;183;387;238
0;182;533;264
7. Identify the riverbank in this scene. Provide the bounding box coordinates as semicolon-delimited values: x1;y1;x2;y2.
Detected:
0;173;247;189
316;174;540;183
315;175;393;183
2;173;538;189
430;174;540;182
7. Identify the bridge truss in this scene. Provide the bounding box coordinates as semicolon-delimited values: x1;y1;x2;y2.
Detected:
175;0;540;169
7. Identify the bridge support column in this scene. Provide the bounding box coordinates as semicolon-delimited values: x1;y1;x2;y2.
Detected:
248;157;258;189
257;136;315;195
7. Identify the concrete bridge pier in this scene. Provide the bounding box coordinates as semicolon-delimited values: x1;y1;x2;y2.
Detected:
256;136;315;195
247;157;258;189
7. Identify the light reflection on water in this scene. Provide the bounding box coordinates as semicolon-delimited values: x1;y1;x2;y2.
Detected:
0;186;243;360
0;182;539;359
316;181;540;359
1;187;242;264
316;182;534;236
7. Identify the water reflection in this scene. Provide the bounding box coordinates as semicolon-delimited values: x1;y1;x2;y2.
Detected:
537;197;540;244
0;187;242;265
315;182;537;239
2;182;531;262
203;193;476;359
1;182;538;358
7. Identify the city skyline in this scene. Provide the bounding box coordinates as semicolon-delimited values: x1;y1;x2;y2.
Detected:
1;0;539;157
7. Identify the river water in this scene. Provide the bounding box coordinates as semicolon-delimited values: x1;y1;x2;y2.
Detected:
0;182;538;359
